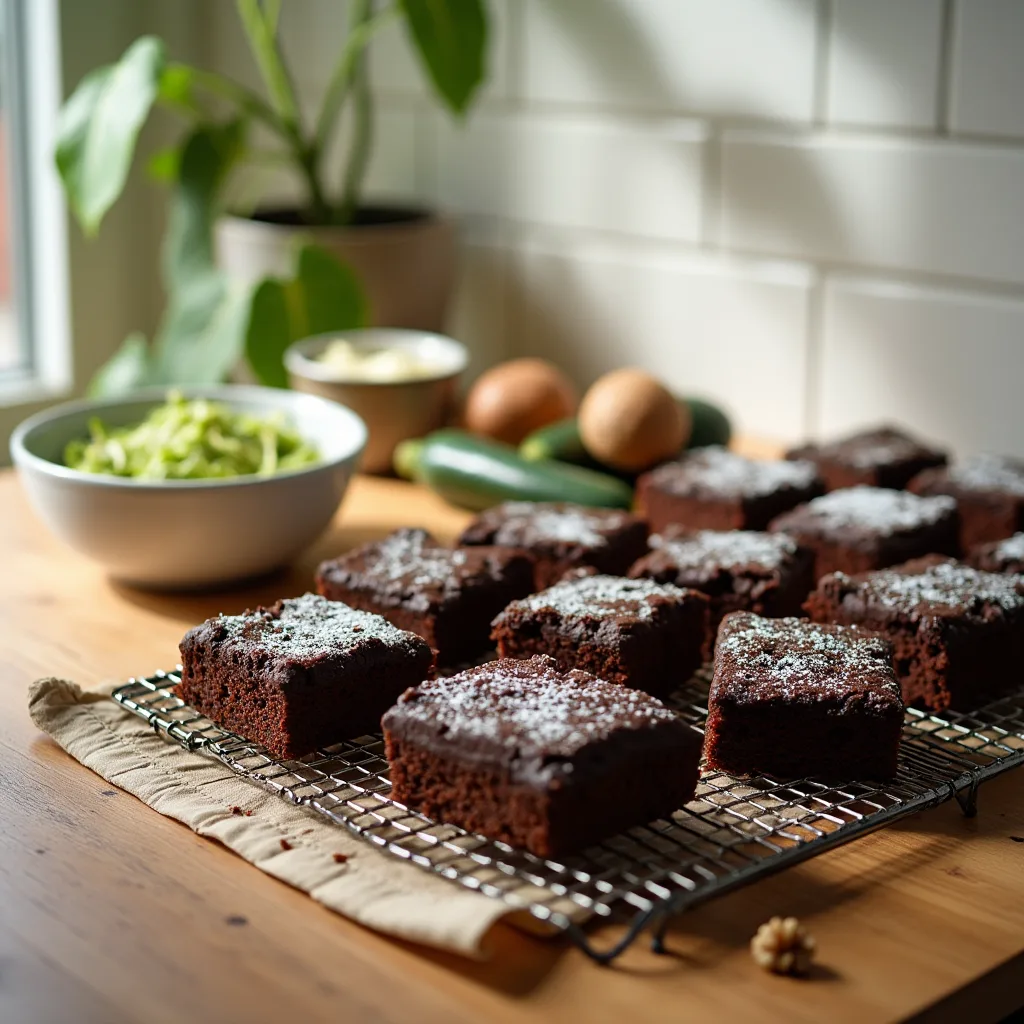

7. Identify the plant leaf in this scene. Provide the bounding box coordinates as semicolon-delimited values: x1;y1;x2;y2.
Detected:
55;36;166;234
147;145;180;182
152;122;249;385
295;242;368;335
244;243;367;388
244;279;292;387
154;279;253;385
398;0;487;114
157;62;196;112
160;121;244;286
87;332;154;397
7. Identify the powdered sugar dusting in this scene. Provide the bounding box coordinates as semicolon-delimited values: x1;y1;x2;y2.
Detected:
352;528;468;587
839;559;1024;616
948;454;1024;497
648;529;797;573
488;502;626;547
993;533;1024;561
211;593;420;661
650;447;820;499
506;574;690;622
394;656;679;760
715;613;899;704
778;486;956;535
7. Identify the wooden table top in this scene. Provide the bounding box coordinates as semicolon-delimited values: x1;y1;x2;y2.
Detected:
3;468;1024;1024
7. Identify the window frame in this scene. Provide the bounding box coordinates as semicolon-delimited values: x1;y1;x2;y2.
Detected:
0;0;71;441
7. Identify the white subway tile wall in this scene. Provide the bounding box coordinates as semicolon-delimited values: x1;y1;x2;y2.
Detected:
950;0;1024;139
826;0;944;129
265;0;1024;453
819;277;1024;455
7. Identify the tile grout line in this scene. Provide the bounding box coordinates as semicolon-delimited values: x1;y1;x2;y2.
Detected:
803;271;827;440
376;93;1024;150
813;0;834;127
700;128;723;249
466;214;1024;303
936;0;957;135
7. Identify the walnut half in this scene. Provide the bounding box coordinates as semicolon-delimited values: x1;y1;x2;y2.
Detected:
750;916;816;976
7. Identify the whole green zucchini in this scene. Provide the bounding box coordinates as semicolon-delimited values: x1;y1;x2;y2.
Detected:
686;397;732;449
394;429;633;511
519;418;597;467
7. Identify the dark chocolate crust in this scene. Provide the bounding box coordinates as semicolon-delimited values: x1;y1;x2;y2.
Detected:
315;528;534;665
636;446;824;534
628;527;815;642
382;655;702;856
805;555;1024;712
704;612;904;780
910;454;1024;550
769;486;960;580
178;593;433;759
490;574;709;698
458;501;648;589
968;532;1024;575
787;426;947;492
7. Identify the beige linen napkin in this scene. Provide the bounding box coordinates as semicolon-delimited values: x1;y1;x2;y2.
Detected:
28;677;514;958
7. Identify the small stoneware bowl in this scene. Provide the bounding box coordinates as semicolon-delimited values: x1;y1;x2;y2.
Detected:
10;385;367;589
284;328;468;474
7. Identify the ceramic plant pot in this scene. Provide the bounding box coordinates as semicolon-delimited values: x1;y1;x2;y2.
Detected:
215;207;458;332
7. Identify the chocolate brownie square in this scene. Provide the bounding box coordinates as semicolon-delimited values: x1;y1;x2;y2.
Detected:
769;486;960;580
805;555;1024;712
178;594;433;759
315;528;534;666
787;425;947;492
458;501;648;589
968;532;1024;575
635;446;824;534
704;612;904;780
490;574;709;698
910;453;1024;550
382;655;702;857
628;528;815;642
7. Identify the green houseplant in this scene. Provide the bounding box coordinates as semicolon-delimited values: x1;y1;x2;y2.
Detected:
56;0;488;394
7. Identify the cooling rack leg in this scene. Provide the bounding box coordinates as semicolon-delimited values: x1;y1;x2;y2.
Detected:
564;910;656;965
650;914;671;955
955;781;979;818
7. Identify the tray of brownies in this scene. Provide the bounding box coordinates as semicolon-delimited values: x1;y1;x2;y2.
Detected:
114;427;1024;963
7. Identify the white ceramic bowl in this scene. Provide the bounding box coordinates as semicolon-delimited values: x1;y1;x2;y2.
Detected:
10;385;367;589
284;328;468;474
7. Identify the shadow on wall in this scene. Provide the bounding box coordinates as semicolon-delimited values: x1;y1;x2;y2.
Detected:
503;0;966;447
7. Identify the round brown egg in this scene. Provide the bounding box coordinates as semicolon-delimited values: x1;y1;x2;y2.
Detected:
578;368;690;472
463;358;578;445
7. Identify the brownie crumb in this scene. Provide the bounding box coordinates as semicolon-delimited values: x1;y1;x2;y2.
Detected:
333;853;349;863
279;839;293;851
1011;836;1024;843
231;806;243;816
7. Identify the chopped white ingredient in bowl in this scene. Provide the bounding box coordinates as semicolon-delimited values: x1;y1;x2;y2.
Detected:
316;339;447;382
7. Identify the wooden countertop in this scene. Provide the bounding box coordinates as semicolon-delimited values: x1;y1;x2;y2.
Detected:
3;469;1024;1024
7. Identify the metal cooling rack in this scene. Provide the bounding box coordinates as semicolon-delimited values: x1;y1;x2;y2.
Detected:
112;669;1024;964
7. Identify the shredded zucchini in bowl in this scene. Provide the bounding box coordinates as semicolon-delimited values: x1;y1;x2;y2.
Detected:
64;391;320;480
